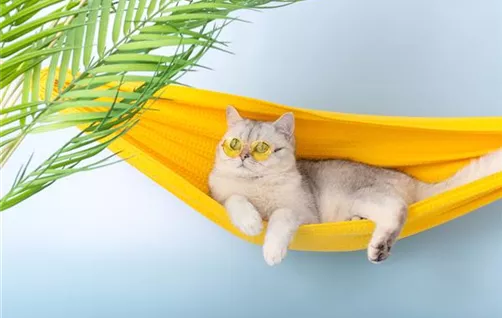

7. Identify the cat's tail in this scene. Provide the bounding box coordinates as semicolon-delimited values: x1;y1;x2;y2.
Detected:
416;148;502;201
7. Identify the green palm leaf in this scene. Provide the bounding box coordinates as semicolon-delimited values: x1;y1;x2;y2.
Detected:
0;0;299;211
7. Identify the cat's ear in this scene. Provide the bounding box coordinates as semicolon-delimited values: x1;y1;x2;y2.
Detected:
226;105;243;127
273;112;295;140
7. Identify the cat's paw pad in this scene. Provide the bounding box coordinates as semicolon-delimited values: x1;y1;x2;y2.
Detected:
232;202;263;236
263;240;288;266
368;241;392;264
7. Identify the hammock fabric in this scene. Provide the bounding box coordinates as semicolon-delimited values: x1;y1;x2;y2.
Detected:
41;72;502;252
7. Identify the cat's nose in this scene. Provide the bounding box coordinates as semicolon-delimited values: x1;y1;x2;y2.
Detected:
240;152;250;160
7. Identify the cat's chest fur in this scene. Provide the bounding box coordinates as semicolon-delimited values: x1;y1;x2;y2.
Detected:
209;172;312;220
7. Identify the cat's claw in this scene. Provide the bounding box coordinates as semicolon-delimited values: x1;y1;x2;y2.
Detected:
263;240;288;266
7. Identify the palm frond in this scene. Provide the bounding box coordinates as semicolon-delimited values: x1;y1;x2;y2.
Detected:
0;0;299;211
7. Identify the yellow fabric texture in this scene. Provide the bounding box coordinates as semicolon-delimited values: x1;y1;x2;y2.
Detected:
40;71;502;252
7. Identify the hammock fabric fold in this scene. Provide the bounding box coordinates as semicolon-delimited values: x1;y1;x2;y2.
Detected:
41;72;502;252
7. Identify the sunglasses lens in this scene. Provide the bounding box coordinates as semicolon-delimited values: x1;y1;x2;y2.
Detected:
251;141;272;161
223;138;243;157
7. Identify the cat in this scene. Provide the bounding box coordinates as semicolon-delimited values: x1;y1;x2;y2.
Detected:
208;106;502;266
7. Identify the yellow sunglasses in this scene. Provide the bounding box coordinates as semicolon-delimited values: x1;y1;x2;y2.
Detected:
222;138;273;161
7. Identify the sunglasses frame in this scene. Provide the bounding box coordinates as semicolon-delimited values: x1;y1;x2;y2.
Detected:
222;138;273;161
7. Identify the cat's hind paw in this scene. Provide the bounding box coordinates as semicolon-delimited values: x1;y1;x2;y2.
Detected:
367;240;392;264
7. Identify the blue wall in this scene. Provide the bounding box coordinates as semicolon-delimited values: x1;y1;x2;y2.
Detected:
2;1;502;317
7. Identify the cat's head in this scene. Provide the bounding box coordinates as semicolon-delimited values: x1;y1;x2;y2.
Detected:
213;106;297;177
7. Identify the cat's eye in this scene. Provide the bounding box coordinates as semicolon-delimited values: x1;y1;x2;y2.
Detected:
251;141;272;161
222;138;243;157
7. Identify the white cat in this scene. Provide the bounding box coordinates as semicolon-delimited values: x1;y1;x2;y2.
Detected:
209;106;502;266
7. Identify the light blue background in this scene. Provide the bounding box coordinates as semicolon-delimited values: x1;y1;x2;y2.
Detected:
2;1;502;317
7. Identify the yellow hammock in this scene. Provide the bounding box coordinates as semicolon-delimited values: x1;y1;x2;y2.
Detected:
41;72;502;252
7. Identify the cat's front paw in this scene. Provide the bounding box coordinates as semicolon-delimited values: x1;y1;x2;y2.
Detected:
231;201;263;236
263;239;288;266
